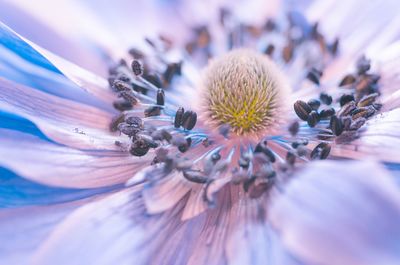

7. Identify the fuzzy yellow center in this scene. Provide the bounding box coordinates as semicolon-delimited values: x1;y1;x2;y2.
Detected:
202;49;288;135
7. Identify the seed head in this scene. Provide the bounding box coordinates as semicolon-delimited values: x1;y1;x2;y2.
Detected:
200;49;290;135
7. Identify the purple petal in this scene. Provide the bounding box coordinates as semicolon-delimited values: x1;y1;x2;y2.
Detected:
0;200;87;264
269;160;400;265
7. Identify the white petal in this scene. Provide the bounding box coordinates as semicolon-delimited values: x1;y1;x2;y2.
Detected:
269;160;400;265
0;78;120;150
0;129;150;188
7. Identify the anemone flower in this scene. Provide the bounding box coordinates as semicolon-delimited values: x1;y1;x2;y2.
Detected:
1;0;400;264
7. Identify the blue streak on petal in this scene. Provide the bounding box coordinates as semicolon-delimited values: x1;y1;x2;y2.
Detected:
0;110;51;142
0;167;122;208
0;22;110;110
0;22;60;74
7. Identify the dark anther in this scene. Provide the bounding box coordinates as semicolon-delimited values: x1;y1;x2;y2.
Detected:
357;93;378;107
286;151;296;165
337;101;356;117
330;115;344;136
307;99;321;111
113;80;131;92
264;18;277;31
254;142;276;163
356;55;371;75
339;74;356;87
181;110;197;130
329;37;340;56
125;115;143;128
118;123;141;137
294;100;312;121
282;42;294;63
174;107;185;128
119;91;139;105
131;60;144;76
319;108;335;119
156;89;165;106
319;93;333;105
130;138;150;157
349;118;366;131
307;110;319;127
163;62;182;85
113;99;133;111
183;170;208;184
352;106;375;120
288;121;299;136
110;113;125;132
128;47;145;59
145;73;163;88
306;68;323;85
144;106;161;117
310;142;331;160
264;44;275;56
340;94;355;107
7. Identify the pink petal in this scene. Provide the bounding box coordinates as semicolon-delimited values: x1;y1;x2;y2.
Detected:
31;181;296;265
142;169;191;214
269;160;400;265
0;129;151;188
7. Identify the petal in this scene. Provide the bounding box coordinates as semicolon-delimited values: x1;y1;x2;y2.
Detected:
142;170;191;214
0;167;116;207
0;22;114;108
1;0;126;65
0;78;118;149
0;200;89;264
332;108;400;163
0;129;151;188
0;1;110;76
269;160;400;265
32;181;296;265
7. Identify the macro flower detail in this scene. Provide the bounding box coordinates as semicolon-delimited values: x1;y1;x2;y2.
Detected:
1;0;400;265
200;49;289;135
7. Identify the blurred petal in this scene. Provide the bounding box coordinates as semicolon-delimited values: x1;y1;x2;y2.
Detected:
0;200;90;264
32;181;301;265
269;160;400;265
0;130;151;188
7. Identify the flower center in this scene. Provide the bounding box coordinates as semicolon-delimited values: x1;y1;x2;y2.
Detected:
201;49;289;135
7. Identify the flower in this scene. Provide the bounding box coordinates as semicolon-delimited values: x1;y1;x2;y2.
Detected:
1;0;400;264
